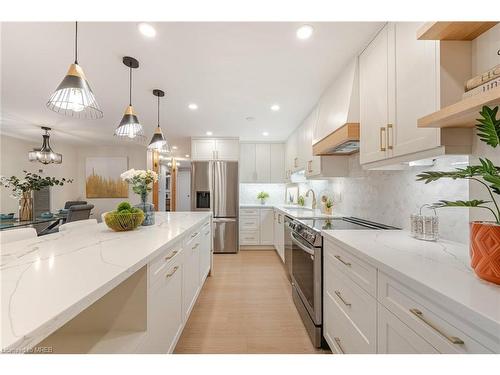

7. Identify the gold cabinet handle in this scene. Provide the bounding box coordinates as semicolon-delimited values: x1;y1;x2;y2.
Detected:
334;255;351;267
334;290;351;307
165;266;179;278
387;124;393;150
409;308;464;345
192;243;200;250
164;250;178;261
191;232;199;238
278;214;282;224
334;337;345;354
380;127;386;151
294;157;298;168
204;230;210;236
307;160;313;173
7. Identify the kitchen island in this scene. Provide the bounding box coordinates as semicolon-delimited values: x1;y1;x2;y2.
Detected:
1;212;212;354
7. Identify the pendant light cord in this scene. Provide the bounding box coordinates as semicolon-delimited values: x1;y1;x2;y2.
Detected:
157;95;160;127
74;21;78;64
129;67;132;106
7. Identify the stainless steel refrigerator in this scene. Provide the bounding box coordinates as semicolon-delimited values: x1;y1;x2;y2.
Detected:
191;161;239;253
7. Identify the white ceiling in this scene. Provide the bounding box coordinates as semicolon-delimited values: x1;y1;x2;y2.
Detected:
1;22;383;157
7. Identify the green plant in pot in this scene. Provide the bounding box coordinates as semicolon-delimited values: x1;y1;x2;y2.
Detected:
257;191;269;205
416;105;500;284
104;201;144;232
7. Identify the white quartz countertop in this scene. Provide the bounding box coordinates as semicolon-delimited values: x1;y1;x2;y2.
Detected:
321;229;500;335
1;212;211;352
240;204;343;219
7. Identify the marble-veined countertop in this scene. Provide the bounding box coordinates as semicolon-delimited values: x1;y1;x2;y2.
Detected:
1;212;212;352
322;229;500;341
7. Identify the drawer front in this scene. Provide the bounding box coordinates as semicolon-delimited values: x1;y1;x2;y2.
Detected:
323;288;376;353
324;256;377;348
149;240;183;286
378;271;493;353
240;230;260;245
240;208;259;216
184;227;202;248
324;238;377;296
240;216;259;231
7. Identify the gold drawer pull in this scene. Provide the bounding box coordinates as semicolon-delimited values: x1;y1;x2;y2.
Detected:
409;308;464;345
334;255;351;267
165;266;179;278
164;250;178;261
334;337;345;354
334;290;351;307
192;243;200;250
191;232;199;238
204;231;210;235
387;124;393;150
380;127;386;151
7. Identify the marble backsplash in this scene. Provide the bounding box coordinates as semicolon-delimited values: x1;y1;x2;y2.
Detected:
239;183;286;205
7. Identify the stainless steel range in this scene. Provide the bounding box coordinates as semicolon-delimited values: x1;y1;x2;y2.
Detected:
284;216;398;348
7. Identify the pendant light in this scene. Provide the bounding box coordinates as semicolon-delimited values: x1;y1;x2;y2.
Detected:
148;89;169;151
28;127;63;164
115;56;144;139
47;22;103;119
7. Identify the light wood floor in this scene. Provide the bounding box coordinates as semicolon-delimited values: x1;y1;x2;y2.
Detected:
174;250;328;354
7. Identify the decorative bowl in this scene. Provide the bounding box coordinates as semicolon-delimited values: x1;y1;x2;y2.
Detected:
40;212;54;218
0;213;15;220
104;211;145;232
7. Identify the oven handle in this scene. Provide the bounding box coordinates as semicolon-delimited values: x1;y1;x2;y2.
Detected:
291;232;316;256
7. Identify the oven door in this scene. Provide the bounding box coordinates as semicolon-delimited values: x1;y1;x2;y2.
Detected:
290;231;322;325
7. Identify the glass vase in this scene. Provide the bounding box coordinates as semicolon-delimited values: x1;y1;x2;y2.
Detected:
135;192;155;226
19;191;33;221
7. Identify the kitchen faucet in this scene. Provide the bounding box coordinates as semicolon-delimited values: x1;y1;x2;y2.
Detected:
305;189;317;210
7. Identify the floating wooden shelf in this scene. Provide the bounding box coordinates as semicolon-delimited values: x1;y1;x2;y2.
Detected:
417;22;498;41
418;86;500;128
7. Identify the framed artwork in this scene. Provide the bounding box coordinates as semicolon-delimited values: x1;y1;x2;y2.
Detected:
85;157;128;198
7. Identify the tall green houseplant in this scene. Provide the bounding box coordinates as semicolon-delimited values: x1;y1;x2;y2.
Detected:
416;105;500;284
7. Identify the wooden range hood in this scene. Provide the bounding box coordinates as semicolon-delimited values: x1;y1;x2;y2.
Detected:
313;123;359;155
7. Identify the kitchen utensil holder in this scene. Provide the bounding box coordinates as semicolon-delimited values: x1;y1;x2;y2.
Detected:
411;204;439;241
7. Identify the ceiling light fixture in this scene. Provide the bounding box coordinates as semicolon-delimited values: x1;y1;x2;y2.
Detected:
206;131;213;136
138;22;156;38
47;22;102;119
28;127;62;164
262;132;269;136
188;103;198;110
148;89;169;151
296;25;314;40
185;154;190;158
270;104;280;112
115;56;144;139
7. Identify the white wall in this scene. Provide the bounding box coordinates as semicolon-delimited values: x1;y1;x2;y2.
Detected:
239;183;286;205
0;135;147;221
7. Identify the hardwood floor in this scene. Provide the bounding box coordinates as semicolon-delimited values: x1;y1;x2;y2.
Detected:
174;250;328;354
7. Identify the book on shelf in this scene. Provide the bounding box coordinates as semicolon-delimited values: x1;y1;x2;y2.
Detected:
462;77;500;99
464;64;500;91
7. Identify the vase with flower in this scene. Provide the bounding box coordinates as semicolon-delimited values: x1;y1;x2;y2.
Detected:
120;169;158;226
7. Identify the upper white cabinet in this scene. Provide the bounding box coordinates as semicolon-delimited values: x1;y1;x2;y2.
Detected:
240;143;285;183
359;22;472;168
191;138;239;161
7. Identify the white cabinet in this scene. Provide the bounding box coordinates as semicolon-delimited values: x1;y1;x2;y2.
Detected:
285;131;299;178
270;143;285;183
191;138;239;161
259;208;274;245
182;232;201;321
239;143;285;183
273;209;285;262
199;221;212;282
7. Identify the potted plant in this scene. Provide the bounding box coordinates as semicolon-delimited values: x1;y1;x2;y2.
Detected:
416;105;500;284
120;169;158;226
325;197;334;215
257;191;269;205
104;201;145;232
297;195;305;207
0;171;73;221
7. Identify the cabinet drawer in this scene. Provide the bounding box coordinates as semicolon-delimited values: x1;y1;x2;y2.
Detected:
324;238;377;296
324;257;377;349
184;227;201;248
240;230;259;245
378;271;493;353
149;240;183;286
323;287;376;353
240;208;259;216
240;216;259;230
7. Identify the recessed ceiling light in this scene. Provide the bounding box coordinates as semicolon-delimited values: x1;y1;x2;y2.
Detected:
296;25;314;40
206;131;213;136
138;23;156;38
270;104;280;112
188;103;198;110
185;154;190;158
171;145;178;150
262;132;269;136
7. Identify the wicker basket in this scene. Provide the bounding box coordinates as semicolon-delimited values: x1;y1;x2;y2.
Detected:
104;211;145;232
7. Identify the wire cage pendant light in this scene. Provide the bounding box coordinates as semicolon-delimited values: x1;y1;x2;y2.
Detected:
115;56;144;140
28;127;63;164
148;89;169;151
47;22;103;119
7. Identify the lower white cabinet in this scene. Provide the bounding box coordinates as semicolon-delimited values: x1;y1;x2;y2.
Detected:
240;207;274;247
273;209;285;262
199;221;212;282
183;231;201;321
259;209;274;245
